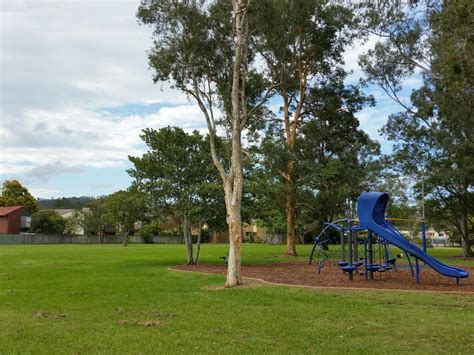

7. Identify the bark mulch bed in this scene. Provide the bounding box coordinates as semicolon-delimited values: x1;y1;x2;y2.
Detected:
175;261;474;293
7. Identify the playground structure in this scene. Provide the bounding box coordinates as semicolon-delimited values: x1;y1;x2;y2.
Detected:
310;192;469;284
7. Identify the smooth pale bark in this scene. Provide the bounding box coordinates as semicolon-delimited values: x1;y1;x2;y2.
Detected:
224;154;243;286
222;1;247;287
189;0;248;286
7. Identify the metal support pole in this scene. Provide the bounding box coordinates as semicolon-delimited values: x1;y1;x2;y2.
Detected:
352;232;359;262
364;231;371;280
368;232;373;280
348;229;353;280
340;228;345;262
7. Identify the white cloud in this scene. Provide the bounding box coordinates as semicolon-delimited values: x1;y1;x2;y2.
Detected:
1;104;207;176
1;1;186;121
27;161;83;182
1;1;213;185
343;35;379;83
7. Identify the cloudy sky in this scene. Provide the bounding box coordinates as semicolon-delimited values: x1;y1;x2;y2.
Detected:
0;0;419;199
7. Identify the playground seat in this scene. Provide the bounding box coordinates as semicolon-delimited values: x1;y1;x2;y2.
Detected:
367;263;379;268
353;261;363;267
338;261;349;267
342;265;356;273
366;265;380;272
388;258;397;264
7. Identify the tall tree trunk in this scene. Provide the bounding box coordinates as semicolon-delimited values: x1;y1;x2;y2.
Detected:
460;211;472;258
183;217;194;265
460;182;472;258
226;186;242;287
195;0;248;287
281;47;307;257
122;230;129;246
285;167;297;255
193;223;203;264
222;0;246;287
224;130;244;287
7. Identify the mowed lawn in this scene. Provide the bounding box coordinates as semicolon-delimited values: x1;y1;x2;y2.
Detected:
0;244;473;354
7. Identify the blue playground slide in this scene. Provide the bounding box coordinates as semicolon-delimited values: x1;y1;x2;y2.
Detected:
357;192;468;279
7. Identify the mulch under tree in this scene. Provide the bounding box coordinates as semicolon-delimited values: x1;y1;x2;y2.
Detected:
175;262;474;293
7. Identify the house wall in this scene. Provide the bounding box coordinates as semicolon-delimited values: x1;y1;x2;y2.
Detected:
0;208;25;234
242;223;268;242
0;217;9;234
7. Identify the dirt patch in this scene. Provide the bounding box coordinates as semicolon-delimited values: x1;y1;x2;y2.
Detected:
117;319;163;327
204;277;265;290
174;261;474;293
33;310;67;319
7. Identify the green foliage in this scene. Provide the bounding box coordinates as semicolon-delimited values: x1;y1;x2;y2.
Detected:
250;92;381;233
31;210;65;234
139;222;160;244
253;0;355;90
63;212;83;235
128;127;225;230
128;127;225;262
104;190;146;245
81;199;108;237
0;179;39;212
38;196;97;209
243;0;380;249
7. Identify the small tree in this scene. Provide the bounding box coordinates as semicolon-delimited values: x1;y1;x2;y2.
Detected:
31;210;65;234
104;190;146;246
0;180;39;212
63;211;83;235
128;127;225;264
81;198;108;242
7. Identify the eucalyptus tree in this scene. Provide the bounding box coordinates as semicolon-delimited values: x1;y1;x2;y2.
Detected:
128;127;225;264
359;0;474;256
137;0;272;285
251;81;380;243
251;0;366;255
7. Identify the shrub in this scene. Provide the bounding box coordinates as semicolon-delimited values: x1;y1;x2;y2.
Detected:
31;210;65;234
139;221;161;244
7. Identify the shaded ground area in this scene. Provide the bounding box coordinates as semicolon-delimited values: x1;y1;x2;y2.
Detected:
176;261;474;293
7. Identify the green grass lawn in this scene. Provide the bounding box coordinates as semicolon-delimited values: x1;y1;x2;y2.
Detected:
0;244;472;354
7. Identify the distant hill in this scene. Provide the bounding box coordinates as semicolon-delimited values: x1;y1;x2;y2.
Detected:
38;196;99;209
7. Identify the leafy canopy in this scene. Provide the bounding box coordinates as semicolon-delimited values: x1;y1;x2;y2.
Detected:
0;180;39;212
